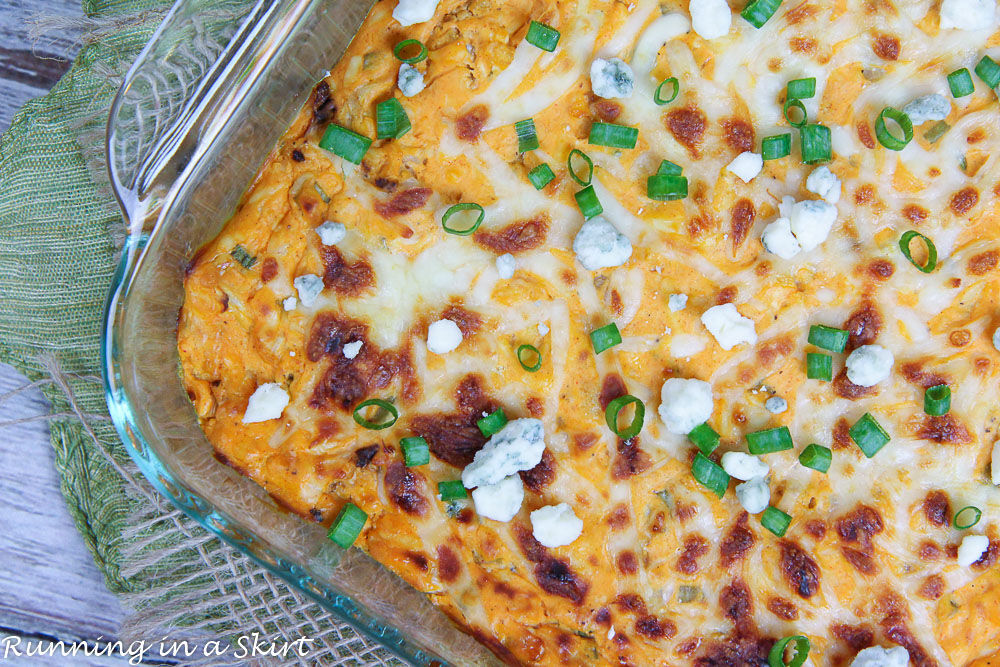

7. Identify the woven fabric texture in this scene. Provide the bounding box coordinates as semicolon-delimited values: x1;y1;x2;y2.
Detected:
0;1;398;664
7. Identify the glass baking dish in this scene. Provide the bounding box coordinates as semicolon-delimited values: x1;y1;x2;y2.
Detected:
101;1;501;664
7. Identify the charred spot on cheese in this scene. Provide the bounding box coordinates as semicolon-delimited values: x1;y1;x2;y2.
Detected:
260;257;279;283
836;505;884;544
857;120;876;149
526;397;543;417
437;544;461;583
866;259;894;280
843;300;883;350
950;187;979;216
322;246;375;296
882;623;936;667
786;3;818;23
635;614;676;641
607;504;630;531
291;149;305;162
903;204;928;223
722;118;755;154
473;216;549;255
918;541;942;560
872;33;900;60
832;369;878;400
831;623;874;651
949;329;971;347
612;437;652;480
411;413;487;468
804;520;827;540
766;597;798;621
832;418;852;450
440;303;482;337
840;545;878;574
730;199;755;251
716;286;738;306
311;80;336;125
599;373;628;411
615;592;647;613
354;444;379;467
591;97;622;122
694;635;771;667
921;491;950;527
455;374;494;414
900;362;948;388
676;535;710;574
373;187;432;219
617;551;639;575
720;513;756;567
967;249;998;275
917;574;944;600
758;335;793;366
917;414;972;445
456;105;489;142
405;550;429;571
780;540;820;599
519;449;555;491
666;107;706;157
972;540;999;570
469;628;519;666
790;37;817;54
373;177;398;193
385;462;428;516
514;523;588;603
720;579;756;635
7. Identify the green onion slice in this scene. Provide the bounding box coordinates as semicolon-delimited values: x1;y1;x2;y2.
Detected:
575;185;603;219
761;506;792;537
953;505;982;530
589;122;638;149
924;384;951;416
799;443;832;473
438;480;468;501
527;163;555;190
517;344;543;372
647;173;688;201
657;160;683;176
526;20;561;52
688;423;720;455
441;203;485;236
874;107;913;151
800;124;832;164
762;133;791;160
746;426;794;455
605;394;646;440
353;399;399;430
401;436;430;467
899;230;937;273
808;324;849;353
567;149;594;186
328;503;367;548
654;77;680;105
948;68;975;98
849;412;890;458
975;55;1000;88
741;0;783;28
477;408;507;437
923;121;950;144
230;245;257;269
783;98;808;128
319;124;372;165
692;452;729;498
590;322;622;354
515;118;540;153
393;39;428;64
769;635;810;667
376;98;411;140
787;77;816;100
806;352;833;381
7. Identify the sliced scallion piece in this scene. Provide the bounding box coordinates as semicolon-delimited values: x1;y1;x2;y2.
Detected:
376;98;411;140
768;635;810;667
353;399;399;430
808;324;849;353
924;384;951;416
948;68;975;98
606;394;645;440
762;133;791;160
798;443;832;473
230;245;257;269
575;184;603;219
654;77;680;105
741;0;783;28
527;163;555;190
477;408;507;437
319;124;372;164
515;118;540;153
800;123;832;164
400;436;430;467
393;39;428;64
783;98;808;128
657;160;683;176
526;20;561;52
899;230;937;273
328;503;367;548
746;426;794;455
688;423;720;455
806;352;833;381
441;203;485;236
787;77;816;99
517;344;542;372
589;122;639;149
953;505;982;530
590;322;622;354
849;412;890;458
761;506;792;537
647;173;688;201
692;452;729;498
874;107;913;151
975;55;1000;88
923;121;950;144
438;480;468;501
567;149;594;186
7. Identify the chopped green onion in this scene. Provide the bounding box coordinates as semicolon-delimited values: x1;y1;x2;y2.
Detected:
849;413;890;458
515;118;540;153
656;160;683;176
783;98;808;128
924;384;951;416
647;174;688;201
477;408;507;437
975;55;1000;88
575;185;603;219
654;77;680;105
948;68;975;98
567;149;594;186
438;480;468;501
590;322;622;354
741;0;783;28
353;399;399;430
441;203;485;236
899;230;937;273
808;324;849;353
328;503;367;548
761;506;792;537
230;245;257;269
526;20;561;52
692;452;729;498
319;124;372;164
923;121;950;144
605;394;645;440
874;107;913;151
800;124;832;164
517;344;542;372
762;133;792;160
393;39;428;64
798;443;832;473
688;423;720;455
528;163;555;189
376;98;411;140
769;635;810;667
953;505;982;530
806;352;833;381
787;77;816;100
401;436;430;467
589;122;638;149
746;426;794;455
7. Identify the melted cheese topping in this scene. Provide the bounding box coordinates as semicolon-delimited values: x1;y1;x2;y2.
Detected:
178;1;1000;665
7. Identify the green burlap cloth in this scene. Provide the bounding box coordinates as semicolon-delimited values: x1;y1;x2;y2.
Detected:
0;1;399;664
